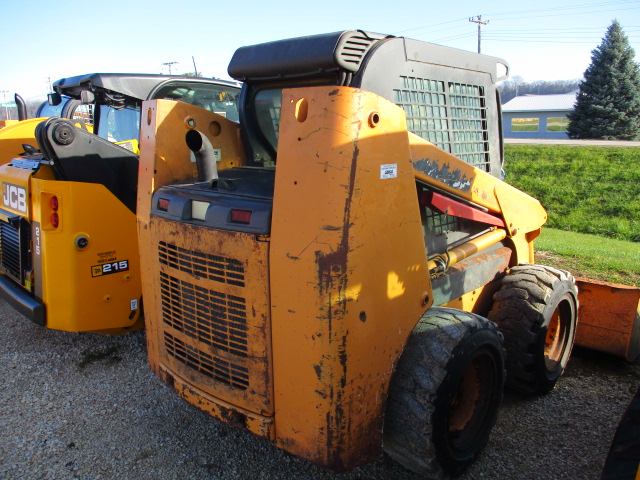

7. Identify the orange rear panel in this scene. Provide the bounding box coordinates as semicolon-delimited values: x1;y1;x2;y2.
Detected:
575;278;640;361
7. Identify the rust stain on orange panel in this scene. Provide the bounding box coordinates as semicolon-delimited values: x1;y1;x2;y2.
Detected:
270;86;431;470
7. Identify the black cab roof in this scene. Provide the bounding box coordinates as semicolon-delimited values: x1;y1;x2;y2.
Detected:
53;73;240;101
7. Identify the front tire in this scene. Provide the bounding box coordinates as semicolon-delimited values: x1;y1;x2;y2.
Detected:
488;265;578;395
383;307;505;478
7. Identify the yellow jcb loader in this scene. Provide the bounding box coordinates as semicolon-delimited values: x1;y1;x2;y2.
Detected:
134;30;596;477
0;92;85;162
0;73;240;333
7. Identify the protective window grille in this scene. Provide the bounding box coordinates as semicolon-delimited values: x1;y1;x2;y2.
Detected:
423;204;460;236
448;82;489;171
158;241;245;287
394;77;450;151
164;332;249;390
160;272;248;358
393;77;490;172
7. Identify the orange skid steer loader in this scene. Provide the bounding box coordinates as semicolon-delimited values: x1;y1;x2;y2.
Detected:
138;31;578;477
135;30;591;477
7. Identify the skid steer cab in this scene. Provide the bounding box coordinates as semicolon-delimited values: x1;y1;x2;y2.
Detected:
137;31;578;477
0;73;240;333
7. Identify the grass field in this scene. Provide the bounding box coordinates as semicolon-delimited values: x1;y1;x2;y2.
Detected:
535;228;639;286
503;144;639;286
504;145;640;242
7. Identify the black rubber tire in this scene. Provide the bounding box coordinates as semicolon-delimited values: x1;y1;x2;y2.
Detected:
488;264;578;395
383;307;505;479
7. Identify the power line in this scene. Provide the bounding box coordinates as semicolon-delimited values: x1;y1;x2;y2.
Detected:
489;26;640;33
483;0;638;18
482;37;640;44
396;1;638;41
392;17;469;35
486;6;640;23
432;32;477;43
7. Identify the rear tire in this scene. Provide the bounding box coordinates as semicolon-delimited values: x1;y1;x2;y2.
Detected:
488;265;578;395
383;307;505;479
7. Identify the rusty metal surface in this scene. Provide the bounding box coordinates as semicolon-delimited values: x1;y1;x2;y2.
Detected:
158;365;275;440
575;278;640;362
137;100;246;385
150;219;274;416
270;86;431;470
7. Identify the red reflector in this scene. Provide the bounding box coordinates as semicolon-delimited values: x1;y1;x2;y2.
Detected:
230;209;252;224
50;212;59;228
50;195;59;211
157;198;170;211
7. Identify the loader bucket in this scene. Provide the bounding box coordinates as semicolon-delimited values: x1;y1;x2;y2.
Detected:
574;278;640;362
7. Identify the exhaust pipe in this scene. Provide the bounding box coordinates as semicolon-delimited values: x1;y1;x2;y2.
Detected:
15;94;27;121
185;129;218;183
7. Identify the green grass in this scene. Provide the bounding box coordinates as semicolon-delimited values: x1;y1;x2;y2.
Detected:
535;228;639;286
503;144;640;285
504;145;640;242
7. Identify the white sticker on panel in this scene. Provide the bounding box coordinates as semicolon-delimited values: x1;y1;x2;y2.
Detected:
380;164;398;179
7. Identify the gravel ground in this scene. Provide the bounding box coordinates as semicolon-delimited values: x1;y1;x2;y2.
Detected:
1;300;638;480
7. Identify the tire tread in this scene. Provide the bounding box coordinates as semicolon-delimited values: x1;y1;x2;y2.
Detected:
488;264;578;394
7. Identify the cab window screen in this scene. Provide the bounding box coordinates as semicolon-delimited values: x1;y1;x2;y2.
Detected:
254;89;283;153
97;106;140;142
153;83;241;122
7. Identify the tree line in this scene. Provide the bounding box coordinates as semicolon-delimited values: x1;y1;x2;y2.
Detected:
498;79;581;104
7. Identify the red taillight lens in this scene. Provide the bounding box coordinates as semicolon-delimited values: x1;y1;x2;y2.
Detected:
50;212;59;228
157;198;170;211
230;209;252;224
50;195;59;211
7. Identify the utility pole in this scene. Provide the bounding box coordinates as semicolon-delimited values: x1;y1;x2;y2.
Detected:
469;15;489;54
192;56;199;77
162;61;178;75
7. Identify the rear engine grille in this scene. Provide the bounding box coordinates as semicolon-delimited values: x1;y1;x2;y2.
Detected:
160;272;248;357
164;332;249;389
0;221;21;279
0;218;29;283
152;222;273;412
159;241;245;286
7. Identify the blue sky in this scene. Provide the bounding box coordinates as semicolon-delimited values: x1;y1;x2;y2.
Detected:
1;0;638;102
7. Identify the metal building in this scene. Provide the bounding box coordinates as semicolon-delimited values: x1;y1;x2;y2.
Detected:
502;92;577;139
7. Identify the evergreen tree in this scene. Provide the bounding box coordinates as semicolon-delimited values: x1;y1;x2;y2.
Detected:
568;20;640;140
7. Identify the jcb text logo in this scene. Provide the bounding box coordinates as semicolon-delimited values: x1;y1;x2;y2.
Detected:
2;183;27;213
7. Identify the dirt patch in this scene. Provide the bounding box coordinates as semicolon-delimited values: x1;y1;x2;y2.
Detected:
77;345;122;369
